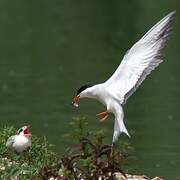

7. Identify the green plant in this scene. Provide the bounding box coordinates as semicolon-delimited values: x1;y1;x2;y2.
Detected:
0;117;131;179
0;126;59;179
58;116;131;179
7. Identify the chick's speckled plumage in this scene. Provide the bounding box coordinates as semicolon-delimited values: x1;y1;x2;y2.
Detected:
6;126;31;153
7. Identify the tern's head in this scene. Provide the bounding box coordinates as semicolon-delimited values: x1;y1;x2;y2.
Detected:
17;125;32;137
72;84;92;107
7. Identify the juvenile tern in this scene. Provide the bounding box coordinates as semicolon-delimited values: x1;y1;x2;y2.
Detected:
6;125;32;153
72;11;175;143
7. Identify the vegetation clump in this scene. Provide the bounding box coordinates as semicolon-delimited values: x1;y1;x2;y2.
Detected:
55;117;130;179
0;117;131;179
0;126;59;179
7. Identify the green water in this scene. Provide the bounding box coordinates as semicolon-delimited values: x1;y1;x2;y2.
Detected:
0;0;180;179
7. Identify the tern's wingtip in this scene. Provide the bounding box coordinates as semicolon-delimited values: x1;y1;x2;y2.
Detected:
168;10;176;18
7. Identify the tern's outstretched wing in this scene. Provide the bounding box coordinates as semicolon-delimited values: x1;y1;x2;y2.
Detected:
105;11;175;104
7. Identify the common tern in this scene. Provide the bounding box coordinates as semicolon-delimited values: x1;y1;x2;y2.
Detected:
6;125;32;153
72;11;175;143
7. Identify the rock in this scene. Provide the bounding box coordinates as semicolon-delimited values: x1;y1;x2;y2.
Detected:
114;172;163;180
152;177;162;180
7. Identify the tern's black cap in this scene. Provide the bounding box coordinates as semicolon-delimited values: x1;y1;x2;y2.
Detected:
76;84;92;95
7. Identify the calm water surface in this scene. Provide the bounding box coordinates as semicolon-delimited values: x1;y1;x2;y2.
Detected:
0;1;180;179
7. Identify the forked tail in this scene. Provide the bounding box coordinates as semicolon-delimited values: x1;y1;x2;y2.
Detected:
112;107;130;143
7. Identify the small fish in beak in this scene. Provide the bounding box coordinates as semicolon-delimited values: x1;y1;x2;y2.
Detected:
72;95;80;107
73;102;79;107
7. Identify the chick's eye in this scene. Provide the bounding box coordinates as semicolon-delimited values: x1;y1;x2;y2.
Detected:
17;128;23;134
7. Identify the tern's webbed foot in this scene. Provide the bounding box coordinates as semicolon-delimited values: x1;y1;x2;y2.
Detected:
96;111;109;122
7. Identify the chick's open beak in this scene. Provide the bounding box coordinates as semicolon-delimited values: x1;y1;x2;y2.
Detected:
25;125;32;136
72;95;80;107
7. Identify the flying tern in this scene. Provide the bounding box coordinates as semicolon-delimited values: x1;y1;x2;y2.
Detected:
72;11;175;143
6;125;32;153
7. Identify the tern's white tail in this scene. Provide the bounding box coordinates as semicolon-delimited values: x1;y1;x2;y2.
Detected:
112;107;130;143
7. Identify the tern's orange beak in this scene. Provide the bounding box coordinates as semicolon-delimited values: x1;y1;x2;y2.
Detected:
72;95;80;107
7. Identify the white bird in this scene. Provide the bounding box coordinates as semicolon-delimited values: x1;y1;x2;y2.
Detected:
6;125;32;153
72;11;175;143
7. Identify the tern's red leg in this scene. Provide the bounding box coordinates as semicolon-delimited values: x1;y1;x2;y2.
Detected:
96;111;109;122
